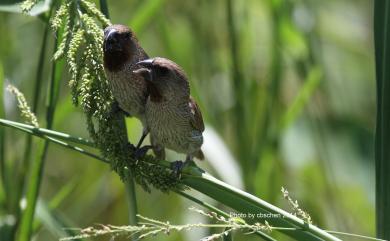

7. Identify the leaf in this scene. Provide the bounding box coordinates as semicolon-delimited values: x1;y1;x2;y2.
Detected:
0;61;5;204
182;172;341;241
374;0;390;239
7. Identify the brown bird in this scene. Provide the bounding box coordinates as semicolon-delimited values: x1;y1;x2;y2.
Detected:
133;57;205;174
103;24;151;154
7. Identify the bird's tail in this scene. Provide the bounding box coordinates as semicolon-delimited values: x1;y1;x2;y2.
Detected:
194;149;205;160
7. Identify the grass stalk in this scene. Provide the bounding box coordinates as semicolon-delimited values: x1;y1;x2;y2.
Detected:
0;62;6;202
17;7;64;239
0;119;94;147
12;23;50;233
125;176;139;226
225;0;247;161
16;21;50;215
0;119;107;162
15;21;50;241
374;0;390;239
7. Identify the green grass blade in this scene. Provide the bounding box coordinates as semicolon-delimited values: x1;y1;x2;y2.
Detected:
182;172;341;241
0;119;106;162
125;176;138;226
374;0;390;239
225;0;247;159
0;62;6;203
17;141;48;241
17;22;50;210
129;0;165;33
0;119;94;147
279;67;322;130
99;0;109;19
15;19;51;241
176;190;277;241
18;9;66;239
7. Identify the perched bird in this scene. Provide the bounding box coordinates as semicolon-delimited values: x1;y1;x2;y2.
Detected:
103;24;150;153
133;57;205;173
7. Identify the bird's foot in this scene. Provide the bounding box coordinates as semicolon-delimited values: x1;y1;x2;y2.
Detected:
127;142;137;152
132;145;152;160
170;160;188;179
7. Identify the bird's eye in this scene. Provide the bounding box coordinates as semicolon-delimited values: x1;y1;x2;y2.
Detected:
124;32;131;39
156;66;169;77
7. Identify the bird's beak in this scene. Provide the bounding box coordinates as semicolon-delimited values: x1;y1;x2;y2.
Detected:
136;59;154;68
103;28;120;52
105;28;117;40
132;68;152;82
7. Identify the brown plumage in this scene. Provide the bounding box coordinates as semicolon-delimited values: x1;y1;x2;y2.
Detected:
103;24;155;154
133;57;205;163
103;24;148;124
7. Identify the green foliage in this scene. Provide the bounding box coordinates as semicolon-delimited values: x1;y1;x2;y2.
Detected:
0;0;380;240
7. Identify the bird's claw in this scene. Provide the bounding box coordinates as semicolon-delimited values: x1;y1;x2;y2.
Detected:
171;160;185;179
132;145;152;160
127;142;137;151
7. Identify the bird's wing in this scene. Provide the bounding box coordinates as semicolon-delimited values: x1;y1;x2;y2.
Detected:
189;96;205;132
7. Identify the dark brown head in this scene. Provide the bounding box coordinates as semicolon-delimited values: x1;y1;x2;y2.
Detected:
103;24;137;72
133;57;190;102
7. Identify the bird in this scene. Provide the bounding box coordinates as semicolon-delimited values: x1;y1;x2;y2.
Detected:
133;57;205;175
102;24;151;155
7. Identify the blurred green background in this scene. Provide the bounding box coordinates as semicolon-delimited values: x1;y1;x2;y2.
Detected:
0;0;376;240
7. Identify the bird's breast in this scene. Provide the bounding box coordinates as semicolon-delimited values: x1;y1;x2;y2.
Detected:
106;68;148;121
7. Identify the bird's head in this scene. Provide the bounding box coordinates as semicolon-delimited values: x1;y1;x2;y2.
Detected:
133;57;190;101
103;24;134;53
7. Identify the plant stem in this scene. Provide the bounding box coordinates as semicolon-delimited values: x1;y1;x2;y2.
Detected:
125;174;139;226
0;118;94;147
374;0;390;239
16;21;50;241
0;119;106;162
17;7;65;238
99;0;110;19
0;61;6;204
225;0;248;171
